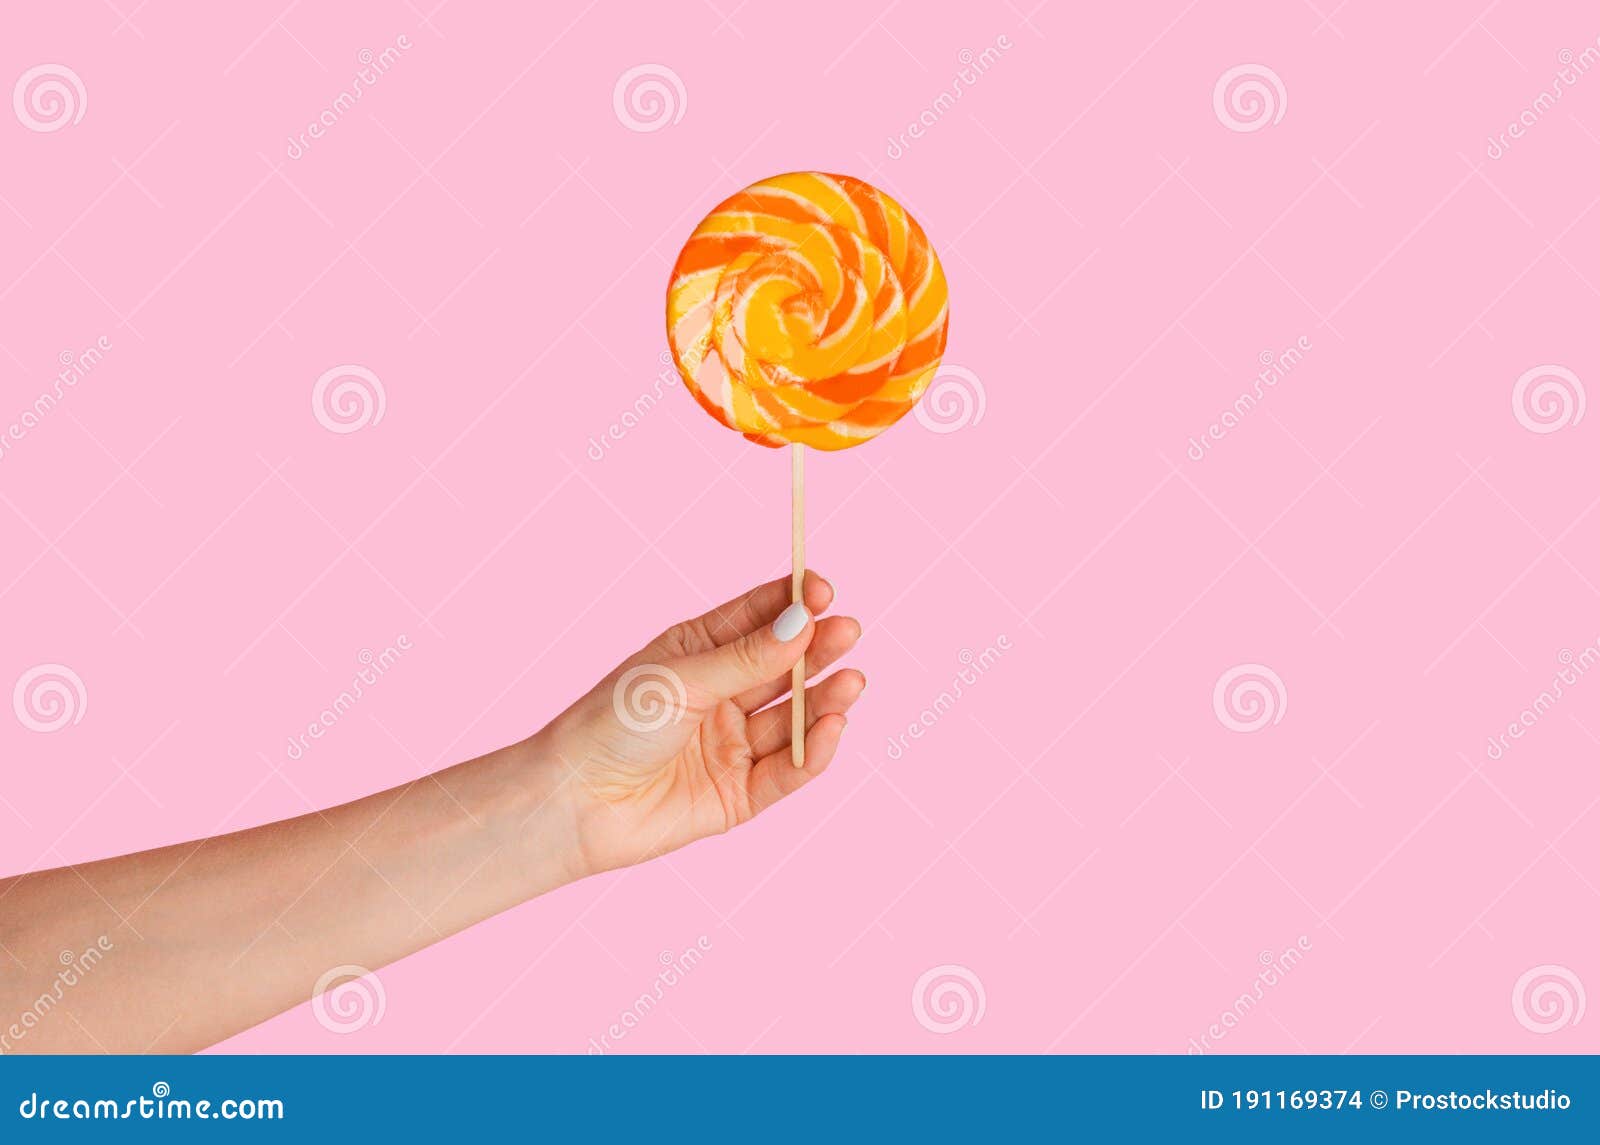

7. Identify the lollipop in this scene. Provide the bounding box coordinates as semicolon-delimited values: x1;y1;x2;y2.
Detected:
667;171;950;762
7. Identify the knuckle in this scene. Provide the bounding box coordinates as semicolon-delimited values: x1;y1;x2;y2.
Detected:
730;636;771;679
656;622;697;657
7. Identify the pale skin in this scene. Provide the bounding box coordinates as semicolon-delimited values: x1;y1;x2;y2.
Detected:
0;572;863;1053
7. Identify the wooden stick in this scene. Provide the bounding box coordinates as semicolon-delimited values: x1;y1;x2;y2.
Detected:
791;443;805;767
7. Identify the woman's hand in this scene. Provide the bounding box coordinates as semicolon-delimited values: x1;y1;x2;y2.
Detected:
0;572;863;1053
538;571;865;876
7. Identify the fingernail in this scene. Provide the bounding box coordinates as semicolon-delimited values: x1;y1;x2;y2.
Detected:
772;603;810;641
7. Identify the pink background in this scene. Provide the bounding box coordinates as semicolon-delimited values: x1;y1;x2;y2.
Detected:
3;1;1597;1053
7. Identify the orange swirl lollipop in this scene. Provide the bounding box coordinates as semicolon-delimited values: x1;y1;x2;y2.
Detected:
667;171;949;450
666;172;951;762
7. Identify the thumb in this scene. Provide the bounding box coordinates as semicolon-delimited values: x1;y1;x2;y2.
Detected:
675;602;814;703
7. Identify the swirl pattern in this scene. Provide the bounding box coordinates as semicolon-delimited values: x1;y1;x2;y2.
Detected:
914;365;986;434
613;64;687;133
312;364;386;434
1511;964;1586;1034
312;964;387;1034
13;64;88;133
1212;663;1288;733
911;964;986;1034
1212;64;1287;133
612;664;688;733
667;172;949;450
13;663;87;733
1512;364;1585;434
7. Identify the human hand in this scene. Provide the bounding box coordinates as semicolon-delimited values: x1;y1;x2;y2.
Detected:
0;574;861;1055
536;572;865;877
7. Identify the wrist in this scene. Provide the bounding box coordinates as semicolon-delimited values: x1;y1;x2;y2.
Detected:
498;725;600;887
426;730;593;901
517;711;656;882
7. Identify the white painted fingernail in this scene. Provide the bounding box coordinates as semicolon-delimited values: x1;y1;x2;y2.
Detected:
772;603;810;642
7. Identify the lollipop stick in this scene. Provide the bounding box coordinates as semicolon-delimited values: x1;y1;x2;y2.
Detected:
791;443;805;767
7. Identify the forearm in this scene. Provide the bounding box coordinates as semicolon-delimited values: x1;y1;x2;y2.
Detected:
0;735;581;1053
